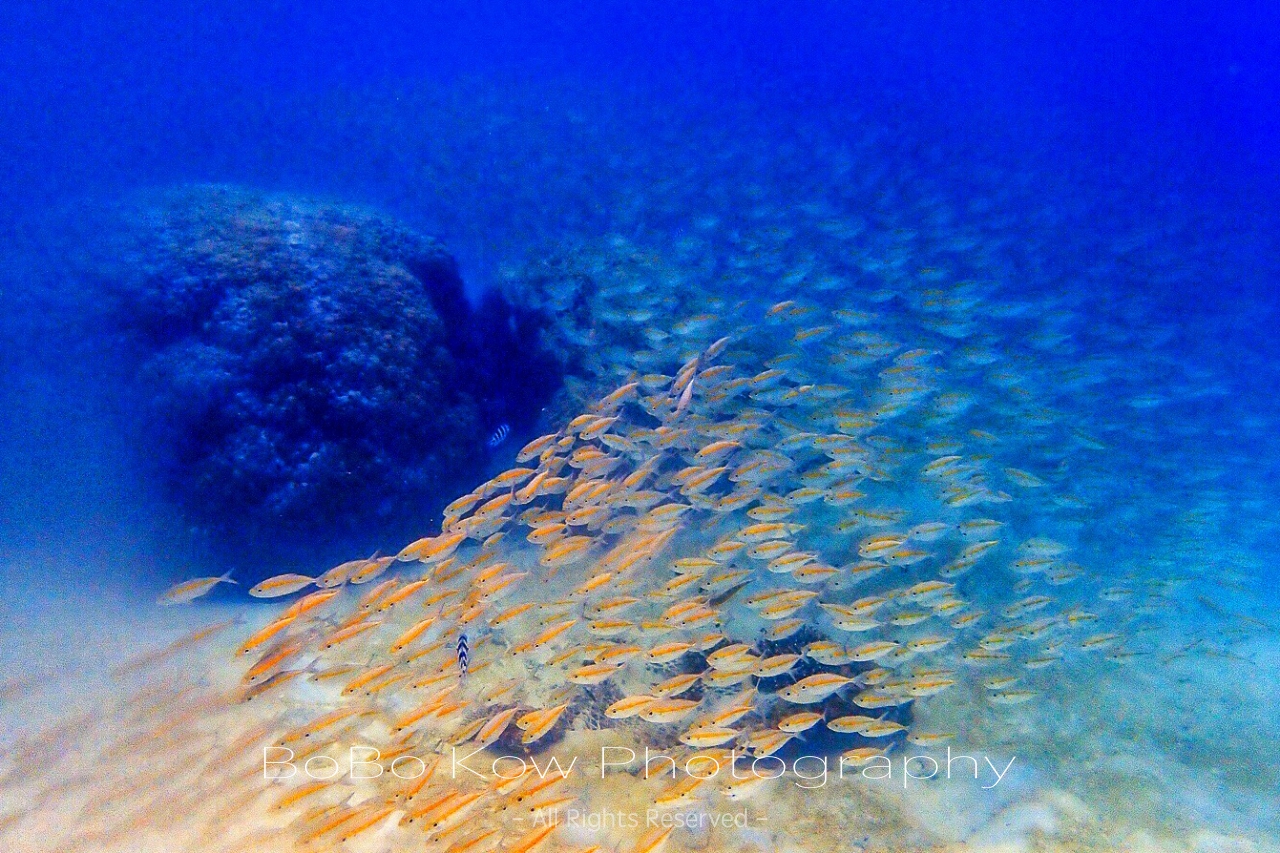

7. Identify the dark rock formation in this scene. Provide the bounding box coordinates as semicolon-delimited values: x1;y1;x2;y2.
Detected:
102;185;560;570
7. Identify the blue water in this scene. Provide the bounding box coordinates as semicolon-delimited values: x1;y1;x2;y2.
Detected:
1;4;1279;852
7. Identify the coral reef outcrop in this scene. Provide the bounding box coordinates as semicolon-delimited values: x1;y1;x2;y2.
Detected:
103;185;560;568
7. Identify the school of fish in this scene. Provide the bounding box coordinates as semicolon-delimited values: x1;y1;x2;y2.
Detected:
5;278;1211;853
1;82;1275;853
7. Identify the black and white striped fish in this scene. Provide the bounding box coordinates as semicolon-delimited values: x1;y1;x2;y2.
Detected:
456;633;470;678
486;423;511;450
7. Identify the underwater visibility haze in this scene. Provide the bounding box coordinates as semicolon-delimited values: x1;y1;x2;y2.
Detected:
1;3;1279;853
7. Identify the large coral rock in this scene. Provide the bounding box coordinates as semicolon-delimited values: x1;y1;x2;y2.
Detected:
106;185;557;566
